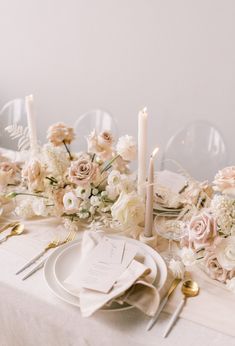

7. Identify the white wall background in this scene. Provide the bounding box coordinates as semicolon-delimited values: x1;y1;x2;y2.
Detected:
0;0;234;163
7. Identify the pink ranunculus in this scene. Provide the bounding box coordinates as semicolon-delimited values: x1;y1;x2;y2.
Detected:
188;211;217;249
97;131;114;150
204;251;229;283
68;155;100;187
0;161;19;175
0;161;20;188
22;160;45;191
87;130;114;161
47;122;75;146
213;166;235;196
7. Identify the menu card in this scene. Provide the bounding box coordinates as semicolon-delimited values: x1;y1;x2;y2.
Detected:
78;238;138;293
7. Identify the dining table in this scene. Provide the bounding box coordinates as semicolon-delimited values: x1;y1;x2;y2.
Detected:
1;215;235;346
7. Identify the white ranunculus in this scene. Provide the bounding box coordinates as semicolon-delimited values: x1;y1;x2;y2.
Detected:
116;135;137;161
107;170;121;186
75;186;91;200
179;247;197;266
216;237;235;270
226;277;235;293
63;191;79;212
111;191;145;227
169;259;185;279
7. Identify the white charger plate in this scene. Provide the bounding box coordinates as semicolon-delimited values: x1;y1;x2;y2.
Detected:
54;240;157;298
44;236;167;311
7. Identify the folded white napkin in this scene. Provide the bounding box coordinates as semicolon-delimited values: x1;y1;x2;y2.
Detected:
64;231;160;317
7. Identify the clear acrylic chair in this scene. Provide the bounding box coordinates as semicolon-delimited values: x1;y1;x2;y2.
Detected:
73;109;118;152
0;98;27;150
161;121;228;182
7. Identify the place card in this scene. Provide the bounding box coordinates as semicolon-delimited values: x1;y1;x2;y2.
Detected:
155;170;188;193
78;239;138;293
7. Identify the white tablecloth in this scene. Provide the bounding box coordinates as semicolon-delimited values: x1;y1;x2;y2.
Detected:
0;218;235;346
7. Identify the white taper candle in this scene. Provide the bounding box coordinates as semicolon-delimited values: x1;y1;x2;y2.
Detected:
144;147;159;237
25;95;38;153
137;107;148;197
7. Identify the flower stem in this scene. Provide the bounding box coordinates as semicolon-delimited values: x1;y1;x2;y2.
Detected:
46;176;58;185
63;140;73;160
101;154;120;174
16;192;48;199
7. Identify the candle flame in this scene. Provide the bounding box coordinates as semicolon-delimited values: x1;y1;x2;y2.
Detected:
151;147;159;159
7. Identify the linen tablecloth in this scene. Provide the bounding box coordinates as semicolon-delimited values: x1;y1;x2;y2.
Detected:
0;219;235;346
0;217;235;346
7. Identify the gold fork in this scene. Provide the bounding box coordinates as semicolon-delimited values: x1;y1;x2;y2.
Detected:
0;221;19;234
21;230;77;280
16;230;76;275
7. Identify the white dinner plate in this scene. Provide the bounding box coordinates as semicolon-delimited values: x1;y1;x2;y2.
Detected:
54;240;157;298
44;235;167;311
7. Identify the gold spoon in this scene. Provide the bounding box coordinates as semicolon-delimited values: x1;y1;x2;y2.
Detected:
0;223;24;243
163;280;199;337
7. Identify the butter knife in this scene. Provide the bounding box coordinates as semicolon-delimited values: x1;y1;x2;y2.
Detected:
146;278;181;331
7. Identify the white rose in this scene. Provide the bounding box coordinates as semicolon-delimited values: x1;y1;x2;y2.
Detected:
63;191;80;212
119;176;135;194
226;277;235;293
116;135;136;161
169;259;185;279
179;247;197;266
106;185;119;200
215;237;235;270
32;198;48;217
111;191;145;227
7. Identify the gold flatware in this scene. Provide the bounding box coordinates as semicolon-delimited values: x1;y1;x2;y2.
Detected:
163;280;199;337
146;278;181;331
0;221;19;234
21;230;77;280
0;223;24;243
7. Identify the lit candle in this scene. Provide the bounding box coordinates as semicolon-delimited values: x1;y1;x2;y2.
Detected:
138;107;148;197
144;147;159;237
25;95;38;153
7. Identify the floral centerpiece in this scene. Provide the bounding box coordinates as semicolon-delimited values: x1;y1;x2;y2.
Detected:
1;118;235;293
0;123;144;235
175;166;235;292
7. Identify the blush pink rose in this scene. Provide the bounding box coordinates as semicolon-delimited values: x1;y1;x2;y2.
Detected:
68;155;100;187
213;166;235;195
188;211;217;249
47;122;75;146
204;251;235;283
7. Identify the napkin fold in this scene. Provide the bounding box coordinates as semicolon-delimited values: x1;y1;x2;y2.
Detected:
64;231;160;317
